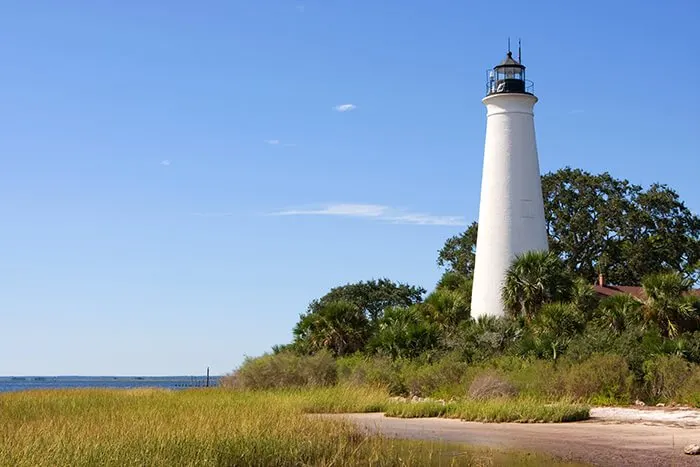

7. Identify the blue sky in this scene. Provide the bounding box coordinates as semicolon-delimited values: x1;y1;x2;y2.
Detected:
1;1;698;376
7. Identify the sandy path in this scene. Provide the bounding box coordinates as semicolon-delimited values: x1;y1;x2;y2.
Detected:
327;413;700;466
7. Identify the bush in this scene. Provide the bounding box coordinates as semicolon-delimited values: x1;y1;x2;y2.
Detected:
560;354;634;404
369;306;441;360
336;355;405;394
301;351;339;386
677;331;700;364
401;354;469;397
642;354;693;402
468;373;518;400
677;367;700;407
221;350;337;389
529;302;586;360
454;317;522;362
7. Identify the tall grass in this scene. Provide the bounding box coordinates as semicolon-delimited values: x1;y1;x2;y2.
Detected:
384;399;590;423
0;387;579;466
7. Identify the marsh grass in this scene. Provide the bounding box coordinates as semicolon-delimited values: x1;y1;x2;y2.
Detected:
0;387;581;466
385;398;590;423
290;384;390;413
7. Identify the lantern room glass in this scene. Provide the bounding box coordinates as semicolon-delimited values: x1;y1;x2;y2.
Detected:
495;65;525;82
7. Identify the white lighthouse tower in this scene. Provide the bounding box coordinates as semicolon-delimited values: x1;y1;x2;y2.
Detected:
470;47;548;318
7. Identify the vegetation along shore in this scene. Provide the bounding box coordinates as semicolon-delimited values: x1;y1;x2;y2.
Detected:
223;168;700;409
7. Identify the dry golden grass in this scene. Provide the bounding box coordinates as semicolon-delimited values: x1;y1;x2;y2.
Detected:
0;386;583;466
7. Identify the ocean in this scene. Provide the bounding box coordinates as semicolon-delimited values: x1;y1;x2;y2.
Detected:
0;375;221;392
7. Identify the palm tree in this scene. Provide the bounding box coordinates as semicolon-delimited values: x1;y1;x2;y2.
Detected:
292;301;370;356
501;250;574;322
641;272;697;338
372;306;440;360
571;277;599;318
531;302;585;360
596;293;642;334
423;288;471;331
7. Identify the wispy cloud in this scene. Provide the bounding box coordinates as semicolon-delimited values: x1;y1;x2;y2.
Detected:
160;159;171;166
271;203;465;226
333;104;356;112
265;139;296;147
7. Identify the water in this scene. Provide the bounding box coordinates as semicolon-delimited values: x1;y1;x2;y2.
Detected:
0;375;221;393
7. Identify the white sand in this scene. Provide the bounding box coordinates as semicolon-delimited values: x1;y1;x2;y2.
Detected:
591;406;700;426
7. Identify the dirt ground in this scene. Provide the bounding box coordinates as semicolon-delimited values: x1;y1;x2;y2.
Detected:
329;413;700;466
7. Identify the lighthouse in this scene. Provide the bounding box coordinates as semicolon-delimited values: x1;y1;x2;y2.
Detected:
470;47;549;318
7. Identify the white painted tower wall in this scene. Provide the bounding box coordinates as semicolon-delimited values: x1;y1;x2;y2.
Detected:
470;92;549;318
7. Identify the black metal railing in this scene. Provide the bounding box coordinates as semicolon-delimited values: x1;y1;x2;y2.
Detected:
485;78;534;96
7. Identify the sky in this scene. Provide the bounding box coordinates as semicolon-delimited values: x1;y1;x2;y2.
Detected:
1;1;699;376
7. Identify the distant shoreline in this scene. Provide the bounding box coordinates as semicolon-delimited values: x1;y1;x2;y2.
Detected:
0;375;220;393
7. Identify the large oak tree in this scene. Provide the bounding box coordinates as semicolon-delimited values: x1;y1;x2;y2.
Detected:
438;167;700;285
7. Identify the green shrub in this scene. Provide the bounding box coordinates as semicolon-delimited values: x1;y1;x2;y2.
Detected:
529;302;586;360
642;354;693;402
422;288;471;330
454;318;523;362
677;367;700;407
594;294;642;334
369;306;441;360
560;354;634;404
222;350;337;389
565;327;618;362
504;360;559;398
300;351;338;386
676;331;700;364
336;354;404;393
570;277;600;318
401;354;469;397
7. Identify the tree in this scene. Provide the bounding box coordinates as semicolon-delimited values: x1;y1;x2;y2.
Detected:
541;167;638;284
292;301;370;357
438;168;700;285
530;302;586;360
455;316;522;362
422;288;471;332
437;222;478;276
640;272;698;338
307;278;426;324
544;169;700;285
501;251;574;322
595;293;643;335
622;184;700;284
436;270;472;292
370;306;440;360
570;277;599;318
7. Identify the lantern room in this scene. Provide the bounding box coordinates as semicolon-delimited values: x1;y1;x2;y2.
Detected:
486;51;534;96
